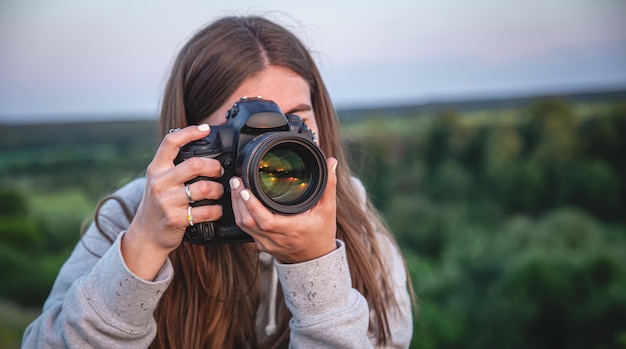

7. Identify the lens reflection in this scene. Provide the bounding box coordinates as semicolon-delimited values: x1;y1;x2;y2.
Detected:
259;148;311;203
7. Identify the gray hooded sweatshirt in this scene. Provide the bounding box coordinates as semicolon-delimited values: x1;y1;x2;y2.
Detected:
22;178;413;348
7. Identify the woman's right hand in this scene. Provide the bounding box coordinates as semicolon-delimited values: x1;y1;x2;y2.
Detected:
122;124;225;280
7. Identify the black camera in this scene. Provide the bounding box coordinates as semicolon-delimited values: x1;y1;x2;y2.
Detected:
174;97;328;245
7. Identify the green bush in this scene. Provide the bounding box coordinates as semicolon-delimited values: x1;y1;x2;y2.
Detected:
345;99;626;348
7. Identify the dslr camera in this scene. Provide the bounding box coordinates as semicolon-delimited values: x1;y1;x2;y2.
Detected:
174;97;328;245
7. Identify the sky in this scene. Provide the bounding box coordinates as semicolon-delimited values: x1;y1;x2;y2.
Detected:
1;0;625;123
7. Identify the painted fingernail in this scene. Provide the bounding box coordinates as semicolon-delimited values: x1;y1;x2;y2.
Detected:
241;190;250;201
332;161;338;173
230;177;240;189
198;124;210;132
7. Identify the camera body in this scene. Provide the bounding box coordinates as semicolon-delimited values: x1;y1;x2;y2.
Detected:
174;97;328;245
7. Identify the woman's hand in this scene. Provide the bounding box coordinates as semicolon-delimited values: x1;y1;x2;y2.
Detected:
122;124;225;280
229;158;339;264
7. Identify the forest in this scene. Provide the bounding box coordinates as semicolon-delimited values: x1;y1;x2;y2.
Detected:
1;91;625;348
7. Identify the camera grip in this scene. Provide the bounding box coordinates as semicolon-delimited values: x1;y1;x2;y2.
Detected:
183;176;254;244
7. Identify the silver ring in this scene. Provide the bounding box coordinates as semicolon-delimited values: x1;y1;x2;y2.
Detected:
185;184;194;203
187;206;194;227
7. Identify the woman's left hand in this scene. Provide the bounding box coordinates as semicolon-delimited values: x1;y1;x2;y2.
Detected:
229;157;338;263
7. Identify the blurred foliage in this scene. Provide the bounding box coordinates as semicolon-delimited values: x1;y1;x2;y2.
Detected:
1;99;626;348
343;99;626;348
0;120;157;348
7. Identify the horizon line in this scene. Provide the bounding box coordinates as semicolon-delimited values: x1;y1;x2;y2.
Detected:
2;84;625;125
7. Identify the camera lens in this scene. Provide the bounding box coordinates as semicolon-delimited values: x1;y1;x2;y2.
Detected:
259;146;311;203
239;133;327;214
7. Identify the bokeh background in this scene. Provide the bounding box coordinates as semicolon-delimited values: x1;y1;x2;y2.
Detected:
1;1;625;348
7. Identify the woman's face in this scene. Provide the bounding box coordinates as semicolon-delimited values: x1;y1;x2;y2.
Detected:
202;65;320;144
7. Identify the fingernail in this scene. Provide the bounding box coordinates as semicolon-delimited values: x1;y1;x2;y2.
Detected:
229;177;240;190
332;161;338;173
220;167;225;177
198;124;210;132
241;190;250;201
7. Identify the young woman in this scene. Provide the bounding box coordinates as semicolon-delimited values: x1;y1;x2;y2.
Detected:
22;15;414;348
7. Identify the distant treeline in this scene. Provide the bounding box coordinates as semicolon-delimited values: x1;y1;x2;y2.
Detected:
337;87;626;121
0;120;158;149
347;98;626;223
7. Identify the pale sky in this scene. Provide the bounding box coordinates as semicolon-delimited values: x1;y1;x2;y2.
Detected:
1;0;625;122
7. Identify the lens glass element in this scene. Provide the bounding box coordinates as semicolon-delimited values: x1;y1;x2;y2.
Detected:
258;146;311;203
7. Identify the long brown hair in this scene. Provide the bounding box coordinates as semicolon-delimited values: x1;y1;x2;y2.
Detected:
148;15;407;348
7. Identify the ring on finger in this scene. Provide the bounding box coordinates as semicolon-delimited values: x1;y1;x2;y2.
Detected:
187;206;194;227
185;184;194;203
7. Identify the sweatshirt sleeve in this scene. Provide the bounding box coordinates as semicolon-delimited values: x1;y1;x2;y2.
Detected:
275;240;373;349
22;178;174;348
